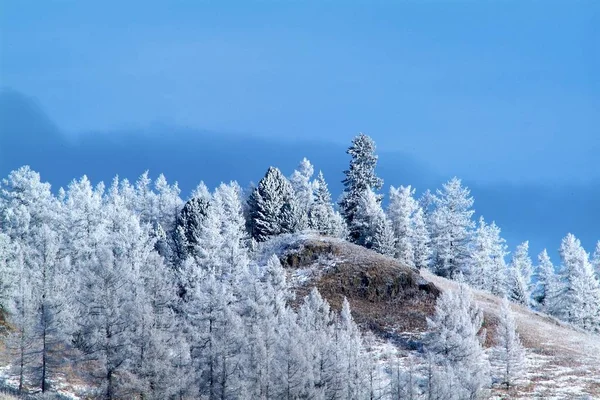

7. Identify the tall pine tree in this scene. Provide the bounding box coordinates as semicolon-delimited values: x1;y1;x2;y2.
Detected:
339;133;383;244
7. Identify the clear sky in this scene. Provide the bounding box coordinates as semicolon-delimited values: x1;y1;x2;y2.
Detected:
1;0;598;183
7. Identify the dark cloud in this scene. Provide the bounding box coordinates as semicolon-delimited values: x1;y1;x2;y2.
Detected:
1;89;598;259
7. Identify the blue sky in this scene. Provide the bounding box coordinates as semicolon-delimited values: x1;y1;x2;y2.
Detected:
2;0;598;184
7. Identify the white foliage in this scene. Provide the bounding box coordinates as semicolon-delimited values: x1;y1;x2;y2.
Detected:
508;241;534;307
490;297;526;390
429;178;475;278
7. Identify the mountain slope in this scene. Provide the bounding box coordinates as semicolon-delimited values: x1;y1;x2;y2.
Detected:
267;234;600;399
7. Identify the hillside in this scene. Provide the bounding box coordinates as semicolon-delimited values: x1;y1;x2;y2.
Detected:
267;234;600;399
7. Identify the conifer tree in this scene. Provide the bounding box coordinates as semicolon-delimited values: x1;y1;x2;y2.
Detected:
508;242;534;307
0;233;14;315
425;285;491;399
353;188;395;255
339;133;383;244
556;233;600;331
490;297;526;390
371;215;397;258
248;167;301;242
173;194;210;263
309;171;347;238
534;249;557;310
429;178;475;278
289;158;315;223
387;185;417;266
412;207;432;270
592;241;600;280
469;217;509;296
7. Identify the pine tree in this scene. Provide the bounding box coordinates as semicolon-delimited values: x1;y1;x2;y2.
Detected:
592;241;600;280
4;244;37;393
508;242;534;307
29;224;73;393
248;167;301;242
213;182;250;276
289;158;314;226
412;207;432;270
533;249;557;310
339;133;383;244
469;217;509;296
429;178;475;278
387;185;417;266
371;214;396;258
490;297;526;390
425;285;491;399
0;233;14;316
556;233;600;331
173;194;210;263
309;171;347;238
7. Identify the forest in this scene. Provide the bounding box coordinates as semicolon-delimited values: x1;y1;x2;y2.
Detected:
0;133;599;399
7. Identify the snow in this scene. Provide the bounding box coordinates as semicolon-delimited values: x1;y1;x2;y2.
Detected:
422;269;600;399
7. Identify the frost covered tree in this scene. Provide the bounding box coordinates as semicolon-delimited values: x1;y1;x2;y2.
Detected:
0;233;14;314
387;185;417;266
248;167;302;242
412;207;431;270
533;249;558;310
308;171;347;238
339;133;383;244
592;241;600;280
0;166;58;242
508;242;534;307
425;285;491;399
186;272;246;399
152;173;183;233
28;224;73;393
429;178;475;278
213;182;250;276
353;188;395;255
173;192;210;263
490;297;526;390
468;217;509;296
289;158;314;224
555;233;600;331
371;215;396;258
4;245;37;393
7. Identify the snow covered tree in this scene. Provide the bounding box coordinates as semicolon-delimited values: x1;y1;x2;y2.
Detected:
0;166;58;242
468;217;509;296
412;207;431;270
248;167;302;242
289;158;315;224
490;297;526;390
0;233;14;315
508;242;534;307
4;245;37;393
185;272;246;399
152;173;183;233
173;194;210;263
429;178;475;278
339;133;383;244
555;233;600;331
309;171;347;238
387;185;417;266
297;288;334;396
533;249;558;310
371;215;396;258
28;224;73;393
333;298;367;399
592;241;600;280
425;285;491;399
213;182;250;276
353;188;395;255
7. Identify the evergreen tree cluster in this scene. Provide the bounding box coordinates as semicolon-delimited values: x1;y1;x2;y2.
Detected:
0;132;598;398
